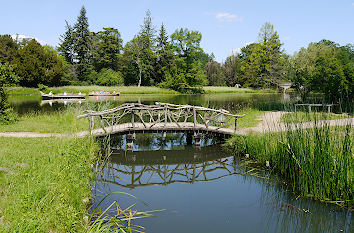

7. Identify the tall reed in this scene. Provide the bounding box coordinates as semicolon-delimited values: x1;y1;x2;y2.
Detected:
227;113;353;207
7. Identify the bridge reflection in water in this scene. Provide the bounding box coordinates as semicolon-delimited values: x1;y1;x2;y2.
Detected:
101;145;239;189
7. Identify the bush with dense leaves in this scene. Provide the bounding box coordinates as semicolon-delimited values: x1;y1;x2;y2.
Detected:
95;68;124;86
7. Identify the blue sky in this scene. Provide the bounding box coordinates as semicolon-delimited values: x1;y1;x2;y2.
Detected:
1;0;353;62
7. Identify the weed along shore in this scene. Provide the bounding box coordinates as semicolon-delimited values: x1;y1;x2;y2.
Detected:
226;118;353;208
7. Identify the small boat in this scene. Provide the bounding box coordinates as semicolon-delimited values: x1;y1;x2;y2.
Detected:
88;91;120;96
41;91;86;100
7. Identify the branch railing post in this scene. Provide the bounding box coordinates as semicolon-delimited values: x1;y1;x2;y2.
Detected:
164;105;167;126
88;114;92;135
234;117;238;132
193;106;196;127
131;110;135;128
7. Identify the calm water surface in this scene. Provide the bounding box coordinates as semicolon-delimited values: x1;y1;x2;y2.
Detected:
10;93;352;232
94;134;352;233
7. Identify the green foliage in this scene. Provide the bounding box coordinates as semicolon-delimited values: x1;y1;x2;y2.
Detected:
166;28;208;91
222;54;242;86
159;56;207;92
0;63;19;124
205;58;226;86
58;21;74;64
291;41;353;102
37;84;48;92
238;23;287;88
0;35;18;64
73;6;93;82
15;40;64;87
0;62;19;87
95;68;124;86
92;27;123;72
155;23;174;84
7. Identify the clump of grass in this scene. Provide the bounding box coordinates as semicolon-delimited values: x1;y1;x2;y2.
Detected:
0;137;98;232
227;118;353;207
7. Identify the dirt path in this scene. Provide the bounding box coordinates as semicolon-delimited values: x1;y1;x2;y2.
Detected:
238;111;353;134
0;112;353;138
0;132;70;138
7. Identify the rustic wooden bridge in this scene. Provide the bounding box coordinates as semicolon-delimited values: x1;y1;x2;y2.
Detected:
77;102;245;138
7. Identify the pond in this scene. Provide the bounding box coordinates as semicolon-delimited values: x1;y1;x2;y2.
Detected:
9;92;294;115
9;93;352;232
94;133;352;233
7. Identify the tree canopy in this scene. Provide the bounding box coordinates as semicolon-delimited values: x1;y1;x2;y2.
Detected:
1;7;352;100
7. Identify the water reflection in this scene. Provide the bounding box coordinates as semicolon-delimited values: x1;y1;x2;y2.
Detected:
107;133;224;151
101;146;237;189
40;99;85;106
9;93;298;115
94;134;352;233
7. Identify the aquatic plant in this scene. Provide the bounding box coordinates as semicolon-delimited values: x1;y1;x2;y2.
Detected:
227;112;353;207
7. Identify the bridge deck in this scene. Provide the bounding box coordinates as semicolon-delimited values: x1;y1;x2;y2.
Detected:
77;122;244;137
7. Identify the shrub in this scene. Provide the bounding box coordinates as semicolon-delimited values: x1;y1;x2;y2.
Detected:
95;69;124;86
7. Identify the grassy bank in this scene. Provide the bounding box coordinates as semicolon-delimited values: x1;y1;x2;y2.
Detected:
0;137;97;232
226;121;353;207
5;86;178;95
0;106;87;133
203;86;277;94
6;86;278;95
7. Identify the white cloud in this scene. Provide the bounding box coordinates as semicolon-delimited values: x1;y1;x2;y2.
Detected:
231;41;254;55
11;34;48;46
216;12;243;22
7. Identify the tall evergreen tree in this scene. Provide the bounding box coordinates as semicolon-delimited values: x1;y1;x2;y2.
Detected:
73;6;92;82
0;35;18;65
155;23;174;83
58;21;74;64
139;9;156;50
92;27;123;72
257;22;285;87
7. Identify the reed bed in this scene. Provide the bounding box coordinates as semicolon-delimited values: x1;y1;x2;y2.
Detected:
227;114;353;208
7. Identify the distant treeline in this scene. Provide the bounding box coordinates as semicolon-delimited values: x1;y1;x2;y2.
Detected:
0;6;353;101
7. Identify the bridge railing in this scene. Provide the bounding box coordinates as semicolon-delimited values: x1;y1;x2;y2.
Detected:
77;102;245;134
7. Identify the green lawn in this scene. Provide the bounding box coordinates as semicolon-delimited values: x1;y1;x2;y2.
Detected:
0;137;97;232
0;107;88;133
236;109;268;128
